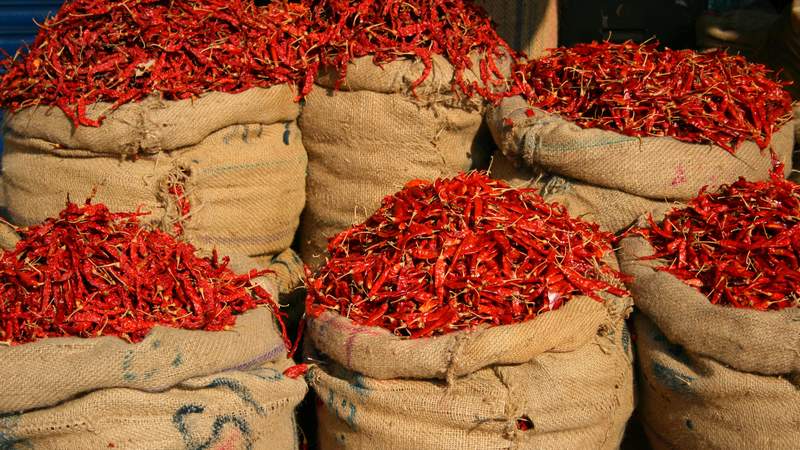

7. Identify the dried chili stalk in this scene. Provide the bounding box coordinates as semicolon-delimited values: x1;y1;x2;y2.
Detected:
0;201;288;346
306;172;629;338
0;0;320;127
515;41;793;152
634;163;800;311
303;0;516;102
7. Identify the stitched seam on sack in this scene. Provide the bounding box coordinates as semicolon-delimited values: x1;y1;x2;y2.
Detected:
198;155;308;176
493;365;521;448
8;419;90;435
445;333;469;383
599;321;632;449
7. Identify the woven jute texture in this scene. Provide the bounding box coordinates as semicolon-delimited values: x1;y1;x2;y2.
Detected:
298;55;504;269
0;358;307;450
0;277;308;450
619;236;800;450
2;87;307;286
488;96;794;233
307;293;635;450
489;152;674;232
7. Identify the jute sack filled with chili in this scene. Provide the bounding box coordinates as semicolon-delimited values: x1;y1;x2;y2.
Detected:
297;0;515;269
305;172;635;450
617;175;800;450
0;203;307;449
489;41;795;233
489;152;674;232
0;0;312;293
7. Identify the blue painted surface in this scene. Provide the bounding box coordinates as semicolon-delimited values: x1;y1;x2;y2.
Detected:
0;1;64;156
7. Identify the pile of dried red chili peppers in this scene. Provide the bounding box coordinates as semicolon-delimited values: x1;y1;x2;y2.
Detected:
635;165;800;311
306;172;629;338
0;0;320;127
303;0;515;101
0;201;288;346
515;41;793;152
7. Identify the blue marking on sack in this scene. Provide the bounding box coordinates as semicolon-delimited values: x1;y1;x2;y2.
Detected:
652;330;692;365
0;432;32;450
327;390;358;430
350;374;370;397
172;352;184;368
621;325;631;355
172;404;254;450
651;361;695;394
122;350;137;381
283;123;291;145
1;414;34;450
252;367;284;382
207;378;265;415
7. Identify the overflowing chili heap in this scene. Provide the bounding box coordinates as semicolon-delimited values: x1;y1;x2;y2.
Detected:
306;172;629;338
0;0;319;127
515;40;793;152
0;201;287;346
634;164;800;311
303;0;515;101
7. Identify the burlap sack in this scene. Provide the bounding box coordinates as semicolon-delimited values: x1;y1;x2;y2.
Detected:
254;248;305;298
0;358;307;450
618;236;800;450
0;221;19;251
475;0;557;58
488;96;794;232
2;87;307;290
298;54;502;269
307;295;635;450
489;152;675;232
0;275;307;449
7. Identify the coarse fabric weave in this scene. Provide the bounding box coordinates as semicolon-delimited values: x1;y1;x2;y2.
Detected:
618;236;800;450
0;279;308;450
488;96;794;233
2;86;307;291
298;54;502;269
308;294;634;450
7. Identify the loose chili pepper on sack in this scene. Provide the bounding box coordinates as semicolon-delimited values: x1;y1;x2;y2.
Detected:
0;201;290;347
302;0;518;102
0;0;321;127
305;172;630;338
633;160;800;311
513;40;793;152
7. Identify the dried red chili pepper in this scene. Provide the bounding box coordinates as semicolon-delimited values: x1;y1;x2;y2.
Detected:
283;363;309;379
305;172;629;338
303;0;517;102
634;163;800;311
514;40;793;152
0;0;321;127
0;201;289;346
